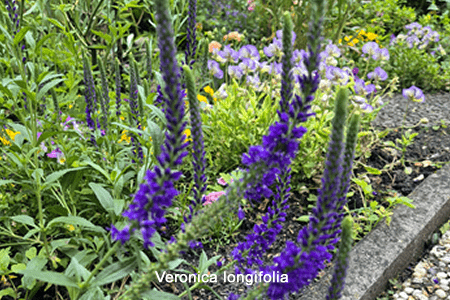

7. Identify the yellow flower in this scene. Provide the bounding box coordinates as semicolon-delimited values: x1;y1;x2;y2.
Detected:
119;130;131;144
66;224;75;231
120;115;125;121
366;32;378;41
5;129;19;141
209;41;222;53
0;129;20;146
197;95;208;103
358;29;366;36
183;129;192;142
204;86;214;96
344;36;352;42
0;136;10;146
69;104;73;109
348;38;359;46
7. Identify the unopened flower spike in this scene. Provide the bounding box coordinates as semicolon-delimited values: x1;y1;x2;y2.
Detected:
114;58;122;116
326;216;354;300
183;65;208;206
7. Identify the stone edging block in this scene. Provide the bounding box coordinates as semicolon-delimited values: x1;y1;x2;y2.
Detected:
298;163;450;300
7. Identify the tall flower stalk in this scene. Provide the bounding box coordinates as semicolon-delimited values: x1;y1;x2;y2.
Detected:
98;58;110;133
128;54;143;161
115;58;122;117
183;65;207;205
82;52;97;146
184;0;197;67
110;0;188;249
326;216;354;300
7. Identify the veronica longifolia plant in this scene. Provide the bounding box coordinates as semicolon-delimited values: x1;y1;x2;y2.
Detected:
115;0;360;299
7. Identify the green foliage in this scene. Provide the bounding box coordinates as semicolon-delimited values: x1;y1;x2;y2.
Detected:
349;0;416;35
202;81;278;176
385;41;448;91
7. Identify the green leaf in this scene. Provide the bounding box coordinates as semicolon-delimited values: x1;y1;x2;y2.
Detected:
294;215;310;222
363;166;382;175
25;31;35;50
47;216;106;233
10;215;37;229
13;26;30;46
42;167;87;191
0;248;11;271
0;287;17;298
197;250;220;274
46;18;65;31
17;269;79;288
35;33;56;53
88;183;114;214
90;29;112;44
36;78;65;102
65;257;90;282
0;24;12;43
168;258;185;270
25;247;37;260
92;257;138;287
0;180;15;187
141;289;181;300
84;161;111;183
113;199;125;216
0;84;13;98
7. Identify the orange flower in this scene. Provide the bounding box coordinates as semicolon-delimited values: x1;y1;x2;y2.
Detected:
223;31;241;42
208;41;222;53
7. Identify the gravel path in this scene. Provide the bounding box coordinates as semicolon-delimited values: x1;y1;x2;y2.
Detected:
373;92;450;129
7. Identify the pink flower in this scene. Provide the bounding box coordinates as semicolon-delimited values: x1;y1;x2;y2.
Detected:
217;177;234;186
203;191;226;206
47;148;66;164
47;148;62;158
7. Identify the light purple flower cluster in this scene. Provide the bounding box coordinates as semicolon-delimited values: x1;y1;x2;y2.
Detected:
402;85;425;103
391;22;440;50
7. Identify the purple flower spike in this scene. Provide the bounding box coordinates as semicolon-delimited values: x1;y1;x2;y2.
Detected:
111;0;189;249
402;85;425;103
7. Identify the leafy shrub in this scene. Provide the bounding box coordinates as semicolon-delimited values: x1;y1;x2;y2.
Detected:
349;0;416;36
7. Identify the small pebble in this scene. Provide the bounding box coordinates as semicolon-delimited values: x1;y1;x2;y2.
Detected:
399;291;409;299
436;289;446;298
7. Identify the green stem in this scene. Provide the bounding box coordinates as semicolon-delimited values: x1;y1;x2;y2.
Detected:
80;241;120;289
